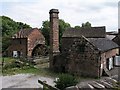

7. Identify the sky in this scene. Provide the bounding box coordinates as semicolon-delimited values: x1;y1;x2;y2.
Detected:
0;0;120;32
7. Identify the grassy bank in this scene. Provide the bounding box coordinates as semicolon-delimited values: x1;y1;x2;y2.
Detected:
1;57;97;82
2;57;58;77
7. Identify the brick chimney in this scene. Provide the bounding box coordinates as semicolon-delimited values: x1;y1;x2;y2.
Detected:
49;9;59;69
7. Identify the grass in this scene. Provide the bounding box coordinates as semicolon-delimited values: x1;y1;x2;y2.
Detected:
1;57;99;81
1;57;59;77
1;57;15;63
2;57;38;75
2;66;40;75
3;64;60;77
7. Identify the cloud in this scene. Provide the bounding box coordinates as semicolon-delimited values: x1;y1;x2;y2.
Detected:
1;0;119;31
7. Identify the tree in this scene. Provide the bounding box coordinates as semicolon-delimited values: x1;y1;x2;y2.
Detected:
1;16;31;52
74;22;91;29
41;19;71;46
59;19;71;48
74;25;81;29
82;21;91;28
1;16;31;37
41;20;50;46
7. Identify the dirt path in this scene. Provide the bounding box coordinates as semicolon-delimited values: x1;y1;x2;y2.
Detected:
1;74;55;89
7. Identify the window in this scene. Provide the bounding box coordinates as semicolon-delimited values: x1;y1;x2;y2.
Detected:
115;56;120;66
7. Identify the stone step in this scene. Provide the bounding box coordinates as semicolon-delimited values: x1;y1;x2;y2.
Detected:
103;77;117;87
104;67;111;76
88;81;105;89
111;75;118;81
77;82;94;89
76;75;119;89
96;80;113;88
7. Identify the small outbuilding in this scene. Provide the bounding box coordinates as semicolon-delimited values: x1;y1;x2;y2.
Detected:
6;28;46;58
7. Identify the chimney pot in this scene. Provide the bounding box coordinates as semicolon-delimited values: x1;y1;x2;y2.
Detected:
49;9;59;14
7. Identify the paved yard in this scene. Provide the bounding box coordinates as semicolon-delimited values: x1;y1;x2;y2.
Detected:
1;74;55;89
76;75;119;89
1;67;119;89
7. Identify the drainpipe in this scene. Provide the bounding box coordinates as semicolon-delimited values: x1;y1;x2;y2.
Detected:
98;51;101;78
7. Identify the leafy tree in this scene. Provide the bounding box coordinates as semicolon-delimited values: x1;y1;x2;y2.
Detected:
74;25;81;29
41;20;50;45
59;19;71;48
2;36;11;53
1;16;31;52
1;16;31;37
82;21;91;28
74;22;91;29
41;19;71;47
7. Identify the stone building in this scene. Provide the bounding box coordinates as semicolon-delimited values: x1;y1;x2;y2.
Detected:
6;28;46;58
49;9;119;78
112;29;120;55
106;29;120;66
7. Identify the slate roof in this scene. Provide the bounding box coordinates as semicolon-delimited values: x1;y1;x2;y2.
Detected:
106;35;116;40
106;31;118;35
113;35;120;46
88;38;119;52
13;28;39;38
62;26;106;38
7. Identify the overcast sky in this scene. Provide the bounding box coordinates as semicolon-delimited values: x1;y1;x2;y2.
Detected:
0;0;119;32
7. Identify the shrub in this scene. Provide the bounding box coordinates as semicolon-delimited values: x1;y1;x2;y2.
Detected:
54;73;78;90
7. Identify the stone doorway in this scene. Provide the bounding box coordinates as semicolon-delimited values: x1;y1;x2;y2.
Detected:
106;58;114;70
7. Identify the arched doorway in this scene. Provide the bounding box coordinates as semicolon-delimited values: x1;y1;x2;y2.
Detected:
32;44;48;57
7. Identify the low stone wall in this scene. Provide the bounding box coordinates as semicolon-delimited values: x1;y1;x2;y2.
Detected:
38;79;60;90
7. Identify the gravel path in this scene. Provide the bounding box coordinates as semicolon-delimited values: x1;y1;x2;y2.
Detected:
1;74;55;89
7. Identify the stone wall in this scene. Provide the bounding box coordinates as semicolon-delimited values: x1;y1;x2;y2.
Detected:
7;38;27;57
53;36;101;78
112;33;120;55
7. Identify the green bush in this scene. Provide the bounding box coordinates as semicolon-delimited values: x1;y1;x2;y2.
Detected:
54;73;78;90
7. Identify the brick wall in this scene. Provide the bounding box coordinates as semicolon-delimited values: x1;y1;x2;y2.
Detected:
7;29;45;58
101;48;119;70
49;9;60;69
49;9;59;53
7;38;27;57
27;29;45;57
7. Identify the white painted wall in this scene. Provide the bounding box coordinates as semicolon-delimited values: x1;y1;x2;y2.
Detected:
13;51;18;57
109;58;113;70
115;56;120;66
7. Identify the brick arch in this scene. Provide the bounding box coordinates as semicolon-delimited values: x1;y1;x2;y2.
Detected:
31;44;48;57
